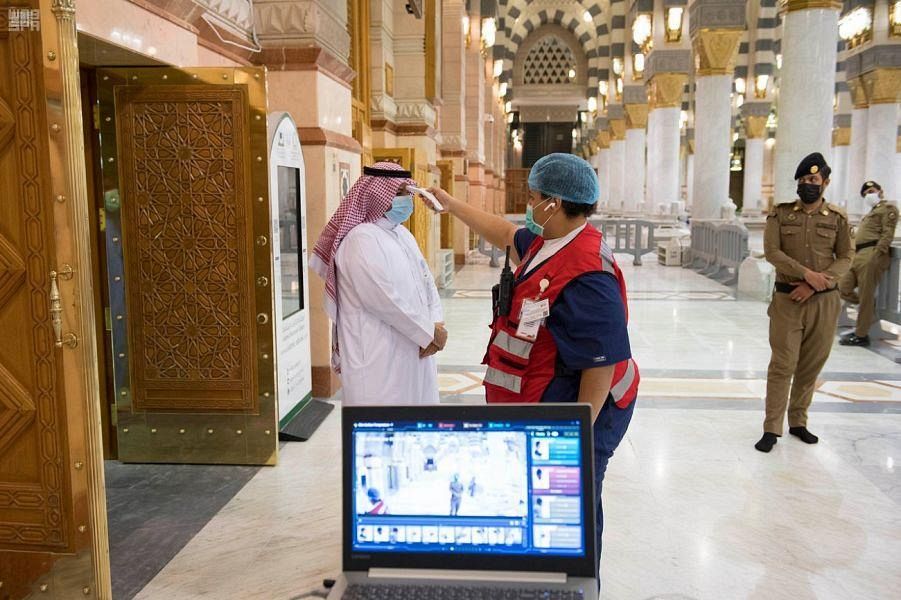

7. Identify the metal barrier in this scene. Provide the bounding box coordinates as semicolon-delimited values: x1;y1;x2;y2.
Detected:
686;220;750;286
590;219;656;266
839;245;901;344
490;216;656;266
686;221;719;271
477;235;501;267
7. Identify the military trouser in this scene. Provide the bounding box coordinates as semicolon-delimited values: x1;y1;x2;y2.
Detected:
838;247;891;337
764;290;840;435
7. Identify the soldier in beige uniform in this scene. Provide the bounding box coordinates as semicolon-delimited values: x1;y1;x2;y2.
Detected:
756;152;853;453
838;181;898;347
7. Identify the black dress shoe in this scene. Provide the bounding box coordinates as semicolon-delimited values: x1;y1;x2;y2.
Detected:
755;432;778;453
839;334;870;347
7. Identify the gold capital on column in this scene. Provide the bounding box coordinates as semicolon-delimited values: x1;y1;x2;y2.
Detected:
609;119;626;141
745;115;768;139
624;104;649;129
647;73;688;110
779;0;842;12
692;30;742;77
832;127;851;147
847;77;869;108
596;130;611;149
861;69;901;105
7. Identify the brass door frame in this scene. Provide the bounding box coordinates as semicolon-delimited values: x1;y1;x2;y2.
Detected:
0;0;111;596
96;67;278;465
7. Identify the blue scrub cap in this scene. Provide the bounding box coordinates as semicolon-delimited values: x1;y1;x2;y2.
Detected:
527;153;600;205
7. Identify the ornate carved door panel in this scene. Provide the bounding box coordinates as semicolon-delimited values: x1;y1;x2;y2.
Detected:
0;0;110;596
97;67;277;465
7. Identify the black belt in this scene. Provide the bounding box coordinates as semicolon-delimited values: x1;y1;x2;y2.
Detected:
855;240;878;251
774;282;838;295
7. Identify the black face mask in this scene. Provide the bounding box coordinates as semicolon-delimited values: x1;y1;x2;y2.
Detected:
797;183;822;204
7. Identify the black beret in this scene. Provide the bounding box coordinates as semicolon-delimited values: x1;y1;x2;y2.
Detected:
860;181;881;197
793;152;831;180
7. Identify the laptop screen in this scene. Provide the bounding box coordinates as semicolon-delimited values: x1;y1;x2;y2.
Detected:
349;415;587;559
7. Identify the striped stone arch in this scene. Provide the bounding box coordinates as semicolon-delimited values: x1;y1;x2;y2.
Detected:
496;0;613;101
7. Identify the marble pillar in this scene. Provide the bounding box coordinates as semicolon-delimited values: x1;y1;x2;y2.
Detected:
863;69;901;201
693;74;735;218
624;103;648;214
742;115;768;214
608;117;626;211
865;103;899;200
645;112;658;213
773;3;839;203
599;146;611;210
647;107;683;214
848;108;869;215
623;129;646;213
831;126;851;208
686;151;695;210
690;28;742;219
831;145;849;208
743;139;765;214
647;73;687;215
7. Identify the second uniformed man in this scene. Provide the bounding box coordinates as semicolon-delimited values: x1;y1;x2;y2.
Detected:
756;152;853;453
838;181;898;347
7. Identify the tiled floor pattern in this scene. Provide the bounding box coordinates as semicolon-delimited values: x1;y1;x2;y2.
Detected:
135;406;901;600
125;257;901;599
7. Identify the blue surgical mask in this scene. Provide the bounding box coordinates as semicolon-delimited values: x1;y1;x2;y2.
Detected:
525;197;553;236
385;195;414;224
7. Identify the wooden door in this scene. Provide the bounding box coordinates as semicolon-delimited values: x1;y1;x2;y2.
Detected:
96;67;278;465
0;0;110;596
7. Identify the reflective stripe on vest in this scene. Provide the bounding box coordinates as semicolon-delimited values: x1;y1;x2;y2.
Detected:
600;240;617;275
610;359;637;403
484;367;522;394
492;330;534;360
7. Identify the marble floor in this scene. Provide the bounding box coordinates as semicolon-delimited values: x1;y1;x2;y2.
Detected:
130;256;901;600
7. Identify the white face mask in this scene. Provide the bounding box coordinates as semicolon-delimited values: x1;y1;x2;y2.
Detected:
865;192;881;208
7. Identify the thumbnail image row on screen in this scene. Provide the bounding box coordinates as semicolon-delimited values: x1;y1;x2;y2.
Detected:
357;523;583;550
358;524;523;546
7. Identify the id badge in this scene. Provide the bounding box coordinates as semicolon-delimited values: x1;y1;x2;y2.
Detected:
516;299;550;341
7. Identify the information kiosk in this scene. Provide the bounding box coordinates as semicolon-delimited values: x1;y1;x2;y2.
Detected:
267;112;317;436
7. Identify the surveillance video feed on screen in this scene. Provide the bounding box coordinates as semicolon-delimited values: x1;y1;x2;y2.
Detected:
351;419;586;557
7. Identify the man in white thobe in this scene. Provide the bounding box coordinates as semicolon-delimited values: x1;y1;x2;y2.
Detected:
311;162;447;405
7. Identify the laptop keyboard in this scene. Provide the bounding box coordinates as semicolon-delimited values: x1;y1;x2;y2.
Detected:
343;584;585;600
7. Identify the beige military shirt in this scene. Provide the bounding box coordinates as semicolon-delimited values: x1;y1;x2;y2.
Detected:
854;200;898;254
764;200;853;285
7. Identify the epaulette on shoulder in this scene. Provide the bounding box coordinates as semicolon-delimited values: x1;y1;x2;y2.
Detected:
826;202;848;219
768;202;791;217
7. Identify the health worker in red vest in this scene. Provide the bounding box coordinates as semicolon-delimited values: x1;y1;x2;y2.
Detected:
427;152;639;565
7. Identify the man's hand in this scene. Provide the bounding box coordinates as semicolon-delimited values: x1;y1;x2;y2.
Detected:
420;324;448;358
427;187;454;213
789;281;816;303
420;343;440;358
803;269;832;292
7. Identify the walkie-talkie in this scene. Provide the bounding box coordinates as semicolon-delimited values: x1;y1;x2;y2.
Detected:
496;246;515;317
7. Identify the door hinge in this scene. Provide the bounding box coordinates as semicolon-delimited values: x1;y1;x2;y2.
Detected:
104;307;112;332
98;207;106;232
92;104;101;131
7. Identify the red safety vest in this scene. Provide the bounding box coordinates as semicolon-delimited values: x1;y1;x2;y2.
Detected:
483;225;639;407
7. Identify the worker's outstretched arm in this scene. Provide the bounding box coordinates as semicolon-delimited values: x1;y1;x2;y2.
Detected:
428;187;521;262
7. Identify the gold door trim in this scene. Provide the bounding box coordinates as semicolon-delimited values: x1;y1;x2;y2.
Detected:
97;67;277;465
45;7;110;589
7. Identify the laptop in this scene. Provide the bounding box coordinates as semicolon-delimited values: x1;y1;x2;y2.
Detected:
328;403;598;600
